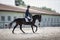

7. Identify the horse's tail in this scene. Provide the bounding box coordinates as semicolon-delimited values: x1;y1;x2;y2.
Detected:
9;19;16;29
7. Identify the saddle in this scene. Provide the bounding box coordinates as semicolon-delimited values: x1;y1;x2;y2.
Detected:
25;18;32;22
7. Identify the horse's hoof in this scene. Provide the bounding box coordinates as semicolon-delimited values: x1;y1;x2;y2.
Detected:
9;28;11;29
24;32;25;34
33;32;35;33
9;27;11;29
12;31;14;34
22;32;25;33
33;31;35;33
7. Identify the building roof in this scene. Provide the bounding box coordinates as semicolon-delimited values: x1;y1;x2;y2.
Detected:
30;6;60;15
0;3;60;16
0;3;45;14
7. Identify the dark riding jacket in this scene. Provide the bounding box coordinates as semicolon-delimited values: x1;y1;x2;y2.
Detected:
25;9;32;18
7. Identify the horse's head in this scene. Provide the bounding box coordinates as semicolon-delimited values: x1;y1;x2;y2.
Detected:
32;15;41;22
32;15;41;27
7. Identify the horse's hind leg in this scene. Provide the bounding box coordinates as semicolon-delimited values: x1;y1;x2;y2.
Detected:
31;25;35;33
33;24;38;32
20;25;25;33
12;24;18;34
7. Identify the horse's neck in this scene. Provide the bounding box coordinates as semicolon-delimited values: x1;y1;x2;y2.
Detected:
33;18;36;23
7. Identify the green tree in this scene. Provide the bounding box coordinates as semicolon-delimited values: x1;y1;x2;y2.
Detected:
41;7;56;12
15;0;26;6
18;0;26;6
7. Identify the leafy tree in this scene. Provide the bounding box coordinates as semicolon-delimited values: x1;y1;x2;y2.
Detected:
15;0;26;6
41;7;56;12
19;0;26;6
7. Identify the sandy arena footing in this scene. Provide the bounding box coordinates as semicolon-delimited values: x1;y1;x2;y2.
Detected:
0;27;60;40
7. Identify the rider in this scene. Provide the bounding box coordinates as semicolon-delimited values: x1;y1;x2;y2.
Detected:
25;5;32;22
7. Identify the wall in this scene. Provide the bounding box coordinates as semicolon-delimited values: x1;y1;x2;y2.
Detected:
0;11;24;28
40;15;60;27
0;11;38;28
1;11;60;28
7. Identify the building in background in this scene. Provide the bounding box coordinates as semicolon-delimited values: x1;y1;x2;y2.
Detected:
0;0;60;28
0;3;45;28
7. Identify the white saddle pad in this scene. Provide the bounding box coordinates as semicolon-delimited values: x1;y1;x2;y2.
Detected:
25;18;29;22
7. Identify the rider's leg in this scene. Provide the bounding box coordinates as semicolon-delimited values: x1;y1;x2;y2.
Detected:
25;18;29;22
27;16;32;22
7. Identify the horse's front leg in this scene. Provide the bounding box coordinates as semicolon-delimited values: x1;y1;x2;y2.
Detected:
20;25;25;33
12;24;18;34
33;24;38;32
31;25;35;33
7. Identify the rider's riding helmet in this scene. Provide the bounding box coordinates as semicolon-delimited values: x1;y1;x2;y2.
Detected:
27;5;30;8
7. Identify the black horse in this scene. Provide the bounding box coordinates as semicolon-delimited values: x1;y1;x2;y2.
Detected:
9;15;41;34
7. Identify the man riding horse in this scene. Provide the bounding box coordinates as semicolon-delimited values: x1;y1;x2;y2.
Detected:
25;5;32;22
9;5;41;33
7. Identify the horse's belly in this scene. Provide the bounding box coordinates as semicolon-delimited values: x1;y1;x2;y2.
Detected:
24;22;32;25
